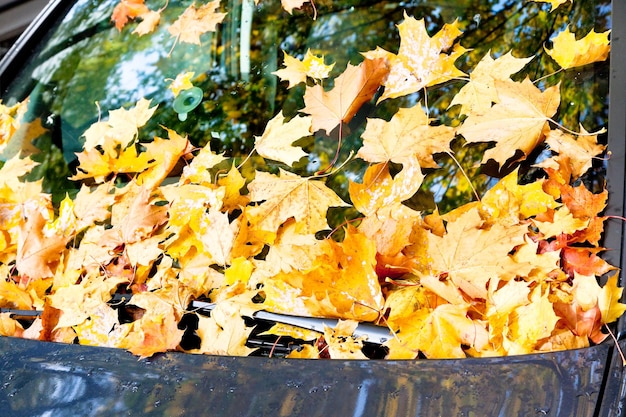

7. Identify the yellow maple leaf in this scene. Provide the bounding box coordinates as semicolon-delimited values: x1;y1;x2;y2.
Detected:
273;49;334;88
349;157;423;217
119;292;185;358
198;209;239;266
168;72;195;97
545;27;610;70
136;127;191;189
248;169;349;234
48;274;128;330
16;205;72;279
74;302;127;347
189;296;256;356
458;78;560;168
450;51;533;115
533;0;570;12
82;98;156;151
599;273;626;324
365;14;466;102
506;287;559;354
262;227;384;322
168;0;227;46
427;208;527;299
357;105;455;168
254;111;311;165
180;145;226;185
323;320;368;359
0;278;34;310
217;165;250;212
388;302;488;359
264;220;325;274
480;169;559;223
0;99;28;149
133;9;161;36
72;183;116;230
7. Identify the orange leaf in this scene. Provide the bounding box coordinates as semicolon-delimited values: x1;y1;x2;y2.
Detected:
302;58;389;134
112;0;149;31
16;207;70;279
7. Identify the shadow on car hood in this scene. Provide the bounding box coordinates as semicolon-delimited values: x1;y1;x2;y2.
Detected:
0;336;618;417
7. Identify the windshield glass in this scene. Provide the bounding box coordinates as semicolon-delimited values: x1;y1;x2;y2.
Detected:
2;0;610;210
0;0;619;361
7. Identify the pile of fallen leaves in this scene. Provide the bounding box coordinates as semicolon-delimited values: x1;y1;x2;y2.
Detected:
0;0;625;359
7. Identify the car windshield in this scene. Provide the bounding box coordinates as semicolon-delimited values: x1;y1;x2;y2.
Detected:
0;0;620;361
2;0;610;209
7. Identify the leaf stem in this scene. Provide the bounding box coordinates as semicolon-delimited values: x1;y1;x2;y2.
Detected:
446;151;481;202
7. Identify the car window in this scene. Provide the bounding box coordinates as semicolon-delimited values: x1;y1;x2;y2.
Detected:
1;0;610;211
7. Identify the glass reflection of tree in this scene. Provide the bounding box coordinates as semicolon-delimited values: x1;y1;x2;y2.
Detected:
7;0;609;215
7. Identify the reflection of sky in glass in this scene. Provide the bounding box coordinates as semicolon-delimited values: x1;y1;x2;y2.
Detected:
109;50;162;102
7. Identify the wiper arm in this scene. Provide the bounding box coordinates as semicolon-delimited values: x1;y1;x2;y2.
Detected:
1;295;394;347
190;300;393;345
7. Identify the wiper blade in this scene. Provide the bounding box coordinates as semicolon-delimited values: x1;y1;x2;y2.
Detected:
190;300;393;345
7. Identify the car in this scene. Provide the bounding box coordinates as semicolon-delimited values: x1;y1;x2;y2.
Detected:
0;0;48;57
1;0;625;415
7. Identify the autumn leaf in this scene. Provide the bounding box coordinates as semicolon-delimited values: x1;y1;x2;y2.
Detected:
261;227;385;322
323;320;368;359
16;205;71;279
533;0;570;12
349;157;423;217
357;104;455;168
538;128;606;178
302;58;389;134
254;111;311;165
168;72;195;97
247;169;349;234
450;51;533;115
364;14;466;102
0;278;34;310
281;0;309;15
545;27;610;70
191;298;255;356
180;145;226;185
349;157;423;256
273;49;334;88
427;208;527;299
136;127;191;189
458;78;560;168
0;99;28;150
111;0;149;31
133;9;161;36
119;292;185;358
48;274;128;330
386;298;488;359
479;169;559;223
82;98;157;151
506;287;559;354
599;273;626;324
168;0;227;46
